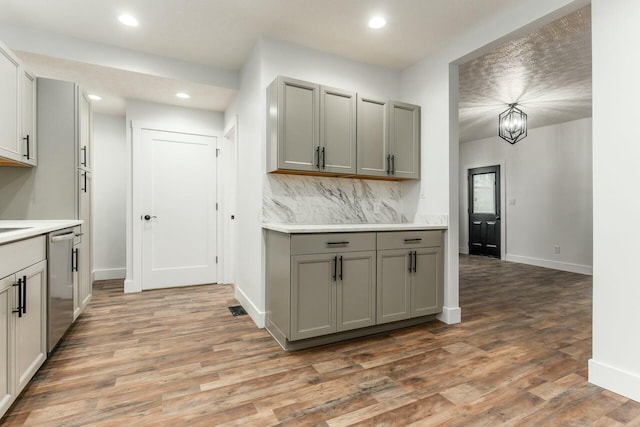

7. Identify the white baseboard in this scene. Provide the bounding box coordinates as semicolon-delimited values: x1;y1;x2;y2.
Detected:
94;268;126;281
124;279;139;294
234;286;265;328
505;254;592;275
589;359;640;403
437;306;461;324
459;246;469;255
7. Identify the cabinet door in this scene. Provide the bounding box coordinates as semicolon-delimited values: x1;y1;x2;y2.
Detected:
14;260;46;394
79;92;91;170
21;70;37;166
336;251;375;332
277;77;320;172
376;249;411;324
73;243;81;320
389;101;420;179
291;254;336;340
320;86;356;174
78;171;92;310
0;44;21;164
0;277;14;416
411;246;444;317
357;95;389;177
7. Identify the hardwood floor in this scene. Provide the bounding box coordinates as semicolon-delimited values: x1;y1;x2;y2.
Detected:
2;255;640;426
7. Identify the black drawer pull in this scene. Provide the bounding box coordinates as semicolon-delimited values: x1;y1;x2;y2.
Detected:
404;238;422;243
327;241;349;245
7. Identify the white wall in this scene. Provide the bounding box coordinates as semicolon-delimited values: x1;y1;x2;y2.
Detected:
92;114;127;280
124;100;224;293
589;0;640;403
459;118;593;275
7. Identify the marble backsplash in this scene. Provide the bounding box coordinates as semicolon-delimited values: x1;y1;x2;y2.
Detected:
263;174;406;224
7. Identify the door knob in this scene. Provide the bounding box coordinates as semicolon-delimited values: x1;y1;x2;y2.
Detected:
143;215;157;220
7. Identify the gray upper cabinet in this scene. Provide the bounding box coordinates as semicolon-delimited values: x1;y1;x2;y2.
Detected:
389;101;420;179
267;76;320;173
20;70;37;166
356;95;389;177
357;97;420;179
267;75;420;180
320;86;356;174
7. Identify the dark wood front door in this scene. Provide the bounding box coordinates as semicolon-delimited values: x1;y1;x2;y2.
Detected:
468;165;501;258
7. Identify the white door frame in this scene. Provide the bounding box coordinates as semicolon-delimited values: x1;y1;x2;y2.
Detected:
221;116;238;285
126;121;220;293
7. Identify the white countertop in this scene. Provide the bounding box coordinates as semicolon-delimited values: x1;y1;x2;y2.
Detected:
0;220;83;244
262;223;447;234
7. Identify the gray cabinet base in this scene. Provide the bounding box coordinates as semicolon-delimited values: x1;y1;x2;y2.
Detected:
266;314;439;351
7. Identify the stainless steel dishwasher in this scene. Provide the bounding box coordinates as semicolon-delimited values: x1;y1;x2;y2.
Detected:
47;228;75;353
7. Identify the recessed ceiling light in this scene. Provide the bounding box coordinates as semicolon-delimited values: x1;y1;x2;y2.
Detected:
176;92;191;99
368;16;386;29
87;94;102;101
118;14;139;27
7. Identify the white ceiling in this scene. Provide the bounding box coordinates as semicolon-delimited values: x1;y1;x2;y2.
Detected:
0;0;591;132
458;5;592;143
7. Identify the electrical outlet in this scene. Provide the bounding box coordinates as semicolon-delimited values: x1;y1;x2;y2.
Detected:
509;199;516;206
554;246;561;254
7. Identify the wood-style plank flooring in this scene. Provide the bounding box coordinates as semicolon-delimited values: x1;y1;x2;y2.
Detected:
2;255;640;426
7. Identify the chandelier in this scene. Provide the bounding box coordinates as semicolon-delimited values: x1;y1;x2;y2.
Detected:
498;103;527;144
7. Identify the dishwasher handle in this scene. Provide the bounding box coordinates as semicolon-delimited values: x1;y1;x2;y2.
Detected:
50;232;75;243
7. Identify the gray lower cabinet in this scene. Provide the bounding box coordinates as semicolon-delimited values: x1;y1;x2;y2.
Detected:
266;228;444;349
291;250;375;340
377;231;444;324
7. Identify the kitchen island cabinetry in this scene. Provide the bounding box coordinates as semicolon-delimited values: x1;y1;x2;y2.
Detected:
0;236;47;418
264;224;445;350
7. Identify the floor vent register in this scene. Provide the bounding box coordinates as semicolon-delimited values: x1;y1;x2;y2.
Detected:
228;305;248;316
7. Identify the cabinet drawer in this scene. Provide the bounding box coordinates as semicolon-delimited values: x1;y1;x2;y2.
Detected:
291;232;375;255
0;236;46;279
377;230;443;250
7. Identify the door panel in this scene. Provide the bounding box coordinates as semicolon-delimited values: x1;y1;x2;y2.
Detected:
336;251;375;332
0;278;12;415
411;247;443;317
389;101;420;179
357;95;388;177
468;165;501;258
15;261;46;393
377;249;411;324
279;78;319;171
291;254;335;340
320;86;356;174
142;129;217;289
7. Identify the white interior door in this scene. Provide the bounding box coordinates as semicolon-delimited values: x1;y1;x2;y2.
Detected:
141;129;217;290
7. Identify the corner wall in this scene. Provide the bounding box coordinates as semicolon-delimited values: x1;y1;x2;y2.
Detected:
93;113;127;280
589;0;640;403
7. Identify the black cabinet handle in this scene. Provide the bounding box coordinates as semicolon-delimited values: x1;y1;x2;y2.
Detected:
22;275;27;314
73;248;79;272
404;238;423;243
81;171;87;193
332;256;337;281
339;256;343;280
315;146;320;169
408;252;412;272
327;241;349;246
391;155;395;175
321;147;326;169
386;155;391;174
413;251;417;273
81;146;87;167
23;135;30;159
13;279;22;318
